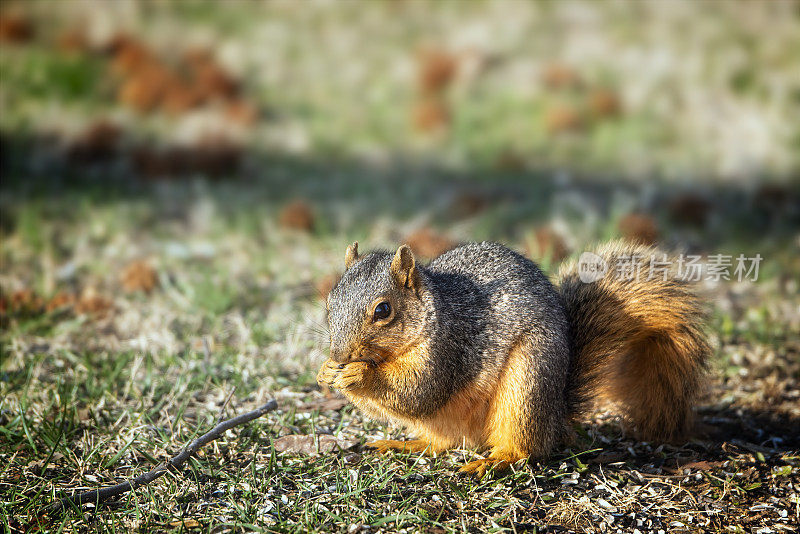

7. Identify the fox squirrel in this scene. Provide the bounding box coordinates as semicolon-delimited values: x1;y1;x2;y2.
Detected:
317;241;709;476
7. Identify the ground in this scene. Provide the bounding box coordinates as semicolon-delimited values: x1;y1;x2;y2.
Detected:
1;1;799;533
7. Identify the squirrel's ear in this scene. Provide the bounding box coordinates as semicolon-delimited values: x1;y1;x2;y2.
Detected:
390;244;419;290
344;242;360;269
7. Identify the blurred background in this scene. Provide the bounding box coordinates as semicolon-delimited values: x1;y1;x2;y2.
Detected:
1;0;799;436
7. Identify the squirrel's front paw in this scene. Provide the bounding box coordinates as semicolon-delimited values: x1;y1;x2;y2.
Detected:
317;360;372;392
316;359;340;388
333;361;371;391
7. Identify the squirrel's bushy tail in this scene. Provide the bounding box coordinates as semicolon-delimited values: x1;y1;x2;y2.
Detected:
558;241;709;441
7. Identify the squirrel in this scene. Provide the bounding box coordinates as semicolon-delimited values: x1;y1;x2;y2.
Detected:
317;240;709;476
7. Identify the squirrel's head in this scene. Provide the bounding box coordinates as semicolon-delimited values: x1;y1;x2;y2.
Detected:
326;242;430;364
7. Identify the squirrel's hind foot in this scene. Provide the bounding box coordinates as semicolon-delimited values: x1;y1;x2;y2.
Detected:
365;439;434;455
459;450;526;478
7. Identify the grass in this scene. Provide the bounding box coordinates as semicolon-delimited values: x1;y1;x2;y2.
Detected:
1;166;798;532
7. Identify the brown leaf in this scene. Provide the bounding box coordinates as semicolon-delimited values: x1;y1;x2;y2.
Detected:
669;193;712;228
110;35;156;77
161;83;205;115
120;260;158;293
417;48;458;95
224;99;260;126
57;29;88;54
412;97;450;133
75;288;113;317
527;227;570;263
315;273;341;301
0;13;34;45
274;434;351;455
117;64;173;113
46;291;76;312
618;213;659;246
132;138;242;180
544;104;584;134
279;200;315;232
402;227;455;259
449;191;490;219
542;62;582;89
192;61;240;101
588;88;622;118
66;120;123;164
1;289;45;318
668;460;727;474
301;397;350;412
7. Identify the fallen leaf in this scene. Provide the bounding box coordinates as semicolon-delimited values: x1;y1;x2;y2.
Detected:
618;213;659;246
0;13;34;44
669;193;712;228
274;434;351;455
161;82;204;115
118;64;173;113
315;273;340;301
417;48;458;95
544;104;584;134
527;227;570;263
1;289;44;318
224;99;260;126
120;260;158;293
110;35;156;77
75;288;113;317
666;459;727;474
412;97;450;133
46;291;76;312
279;200;315;232
680;460;727;471
588;88;622;117
449;191;490;219
403;227;455;259
542;62;582;89
66;120;123;164
57;29;88;54
301;397;349;412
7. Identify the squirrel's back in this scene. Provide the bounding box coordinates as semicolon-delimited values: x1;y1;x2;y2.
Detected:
427;241;569;340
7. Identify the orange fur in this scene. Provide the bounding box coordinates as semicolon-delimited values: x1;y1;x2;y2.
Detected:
482;339;532;460
410;375;493;450
559;241;709;441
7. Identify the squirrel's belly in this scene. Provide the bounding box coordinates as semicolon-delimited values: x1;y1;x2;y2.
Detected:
410;373;497;449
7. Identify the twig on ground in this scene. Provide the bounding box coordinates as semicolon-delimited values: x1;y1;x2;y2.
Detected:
42;399;278;515
218;387;236;423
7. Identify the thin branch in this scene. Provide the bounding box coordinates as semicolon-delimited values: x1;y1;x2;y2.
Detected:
217;387;236;424
43;399;278;515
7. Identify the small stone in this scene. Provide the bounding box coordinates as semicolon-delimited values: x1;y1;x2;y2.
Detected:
344;452;361;465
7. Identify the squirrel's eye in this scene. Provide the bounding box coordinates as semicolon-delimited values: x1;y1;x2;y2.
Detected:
373;302;392;322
